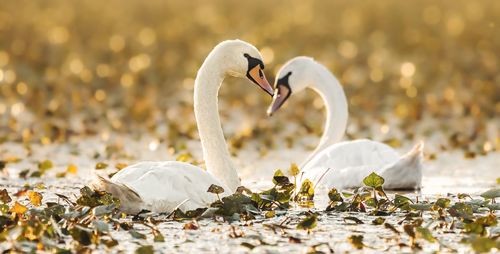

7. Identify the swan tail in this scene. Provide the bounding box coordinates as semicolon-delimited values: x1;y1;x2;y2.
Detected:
91;175;143;214
380;141;424;190
402;141;424;164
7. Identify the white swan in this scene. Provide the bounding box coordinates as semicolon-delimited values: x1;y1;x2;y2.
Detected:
267;56;423;190
93;40;274;214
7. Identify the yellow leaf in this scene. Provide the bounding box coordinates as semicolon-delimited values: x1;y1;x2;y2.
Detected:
95;162;108;170
10;201;28;215
66;164;78;174
289;163;300;177
38;160;53;171
28;191;42;206
176;153;193;162
115;163;128;170
5;156;21;163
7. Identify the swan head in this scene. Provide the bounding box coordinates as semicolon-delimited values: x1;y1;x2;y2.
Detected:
214;40;274;96
267;56;316;116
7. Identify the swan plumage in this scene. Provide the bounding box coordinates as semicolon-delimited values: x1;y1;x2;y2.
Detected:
268;57;424;190
93;40;274;213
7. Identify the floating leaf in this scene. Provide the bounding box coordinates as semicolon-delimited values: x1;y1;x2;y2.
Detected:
469;236;496;253
448;202;474;219
480;188;500;199
363;172;385;188
297;213;317;230
95;162;108;170
344;216;364;224
0;189;12;203
38;160;53;171
347;235;364;249
207;184;224;195
10;201;27;215
265;210;275;218
66;164;78;174
409;203;432;211
115;163;128;170
183;222;198;230
135;245;154;254
289;236;302;243
241;242;256;249
272;169;289;185
93;220;110;233
153;230;165;242
129;230;147;239
403;224;416;238
416;227;436;243
384;223;400;234
27;191;42;206
372;217;385;225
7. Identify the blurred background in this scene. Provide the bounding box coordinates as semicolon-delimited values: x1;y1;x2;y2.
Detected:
0;0;498;158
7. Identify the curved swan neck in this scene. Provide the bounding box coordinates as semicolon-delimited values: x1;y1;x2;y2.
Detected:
301;64;348;168
194;52;240;192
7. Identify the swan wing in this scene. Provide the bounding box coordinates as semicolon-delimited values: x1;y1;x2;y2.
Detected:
303;139;400;171
111;161;227;213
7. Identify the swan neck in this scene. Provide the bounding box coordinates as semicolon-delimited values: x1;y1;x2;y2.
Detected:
301;65;348;168
193;56;240;192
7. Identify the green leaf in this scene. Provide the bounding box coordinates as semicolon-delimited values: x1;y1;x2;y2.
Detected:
409;203;432;211
363;172;385;188
297;213;317;230
38;160;53;171
207;184;225;194
327;188;343;202
153;230;165;242
365;197;377;207
372;217;385;225
480;188;500;199
497;177;500;185
265;210;275;218
272;169;289;185
92;220;109;233
434;198;451;209
129;230;147;239
469;236;496;253
135;245;154;254
416;227;436;243
344;216;364;224
347;235;364;249
448;202;474;219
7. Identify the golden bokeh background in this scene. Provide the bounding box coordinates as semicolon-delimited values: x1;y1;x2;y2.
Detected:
0;0;498;153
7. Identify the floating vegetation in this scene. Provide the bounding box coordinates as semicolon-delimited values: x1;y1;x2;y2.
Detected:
0;172;499;252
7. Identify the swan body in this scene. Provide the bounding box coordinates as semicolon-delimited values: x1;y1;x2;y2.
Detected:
104;161;228;214
268;57;423;190
302;140;423;190
93;40;274;213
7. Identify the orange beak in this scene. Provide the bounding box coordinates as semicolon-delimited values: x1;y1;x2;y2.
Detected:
247;66;274;96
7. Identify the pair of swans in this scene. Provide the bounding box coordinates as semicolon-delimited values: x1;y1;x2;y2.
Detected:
94;41;422;214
